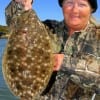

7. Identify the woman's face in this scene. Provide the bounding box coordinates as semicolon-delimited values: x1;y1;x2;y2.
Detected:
62;0;92;30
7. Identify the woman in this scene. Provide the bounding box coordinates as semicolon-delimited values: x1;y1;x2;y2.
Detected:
43;0;100;100
5;0;100;100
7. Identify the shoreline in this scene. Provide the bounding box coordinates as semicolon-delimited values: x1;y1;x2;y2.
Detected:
0;34;9;39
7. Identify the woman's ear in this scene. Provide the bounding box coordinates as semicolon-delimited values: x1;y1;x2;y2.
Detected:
91;8;94;13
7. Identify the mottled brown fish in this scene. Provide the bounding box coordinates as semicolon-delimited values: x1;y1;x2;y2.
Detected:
2;8;54;100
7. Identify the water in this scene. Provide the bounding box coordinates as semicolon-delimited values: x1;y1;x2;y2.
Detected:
0;39;19;100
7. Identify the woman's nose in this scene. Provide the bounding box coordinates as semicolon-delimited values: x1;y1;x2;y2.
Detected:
71;3;80;13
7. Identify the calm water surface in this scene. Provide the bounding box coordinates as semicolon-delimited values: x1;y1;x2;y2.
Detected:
0;39;19;100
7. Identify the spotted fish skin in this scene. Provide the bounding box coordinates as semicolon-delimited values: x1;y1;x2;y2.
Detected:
2;9;54;100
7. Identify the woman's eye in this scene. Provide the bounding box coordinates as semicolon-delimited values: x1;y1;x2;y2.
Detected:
63;1;73;6
79;3;88;7
67;2;73;5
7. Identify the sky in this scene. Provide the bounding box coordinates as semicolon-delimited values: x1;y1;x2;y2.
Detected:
0;0;100;26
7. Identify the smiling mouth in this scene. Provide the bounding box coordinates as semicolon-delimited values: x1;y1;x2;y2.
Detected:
71;16;80;20
71;15;79;18
71;15;80;18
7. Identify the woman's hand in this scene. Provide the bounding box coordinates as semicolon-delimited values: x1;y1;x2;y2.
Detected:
21;0;33;10
15;0;21;3
53;54;64;71
15;0;33;11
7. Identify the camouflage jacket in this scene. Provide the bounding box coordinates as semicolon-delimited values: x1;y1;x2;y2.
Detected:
41;19;100;100
5;1;100;99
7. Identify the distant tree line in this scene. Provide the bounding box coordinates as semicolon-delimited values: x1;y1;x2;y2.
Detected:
0;25;9;38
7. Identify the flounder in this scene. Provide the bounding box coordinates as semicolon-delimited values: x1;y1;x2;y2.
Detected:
2;7;54;100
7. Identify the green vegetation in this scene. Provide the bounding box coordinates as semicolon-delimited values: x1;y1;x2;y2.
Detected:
0;25;9;38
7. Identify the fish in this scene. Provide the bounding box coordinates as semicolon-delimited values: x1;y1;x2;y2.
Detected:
2;6;54;100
